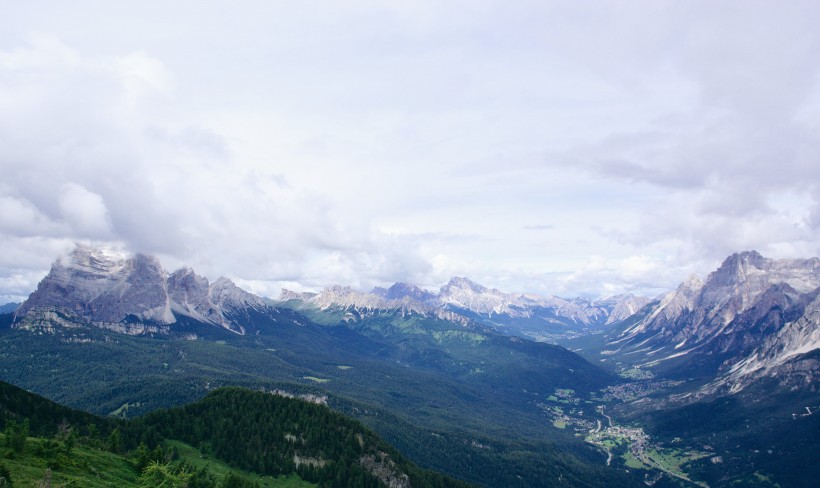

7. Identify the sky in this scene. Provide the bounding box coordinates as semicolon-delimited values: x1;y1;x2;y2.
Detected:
2;1;820;303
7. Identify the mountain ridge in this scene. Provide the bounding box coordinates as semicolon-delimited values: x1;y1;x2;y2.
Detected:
14;245;652;340
602;250;820;399
280;275;651;342
14;244;271;335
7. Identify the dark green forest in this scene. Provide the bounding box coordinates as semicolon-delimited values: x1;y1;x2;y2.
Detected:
0;379;469;487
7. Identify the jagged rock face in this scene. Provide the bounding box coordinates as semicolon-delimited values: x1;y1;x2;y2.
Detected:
210;277;266;310
15;245;174;324
438;277;511;315
603;294;652;325
281;277;649;337
15;245;270;335
721;289;820;393
437;277;641;327
303;285;466;323
279;289;318;302
606;251;820;393
98;253;174;323
310;286;395;311
373;282;437;305
359;453;411;488
168;267;214;319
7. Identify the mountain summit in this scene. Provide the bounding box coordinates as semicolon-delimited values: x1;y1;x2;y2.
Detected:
15;245;174;325
604;250;820;395
14;244;265;334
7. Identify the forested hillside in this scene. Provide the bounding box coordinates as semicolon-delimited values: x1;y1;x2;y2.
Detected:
0;380;468;487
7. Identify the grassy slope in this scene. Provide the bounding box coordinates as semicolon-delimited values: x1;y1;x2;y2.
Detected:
0;434;318;488
0;434;138;488
167;440;316;488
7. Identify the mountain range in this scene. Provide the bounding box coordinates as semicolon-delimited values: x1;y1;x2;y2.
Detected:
3;245;820;487
12;244;651;343
279;276;651;342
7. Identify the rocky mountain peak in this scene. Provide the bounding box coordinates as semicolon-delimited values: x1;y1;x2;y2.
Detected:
168;267;210;307
14;245;271;335
707;251;820;294
437;277;513;316
16;245;173;325
379;282;437;304
279;289;318;301
607;251;820;394
441;277;488;294
209;277;265;310
604;294;653;324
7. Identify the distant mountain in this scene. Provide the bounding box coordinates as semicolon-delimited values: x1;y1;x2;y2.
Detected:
282;284;473;328
372;281;438;304
604;250;820;395
280;276;649;342
597;294;653;325
16;245;174;324
278;288;318;301
0;302;19;314
438;276;594;322
14;244;272;335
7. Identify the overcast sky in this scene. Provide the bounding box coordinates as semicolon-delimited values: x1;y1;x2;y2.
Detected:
2;1;820;302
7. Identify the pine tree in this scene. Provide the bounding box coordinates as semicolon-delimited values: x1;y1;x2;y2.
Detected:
107;427;122;453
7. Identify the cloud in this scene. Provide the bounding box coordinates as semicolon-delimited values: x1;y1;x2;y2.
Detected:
0;192;62;237
57;183;113;238
0;31;452;299
2;2;820;302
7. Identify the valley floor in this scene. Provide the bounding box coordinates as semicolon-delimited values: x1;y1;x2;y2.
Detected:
536;384;716;487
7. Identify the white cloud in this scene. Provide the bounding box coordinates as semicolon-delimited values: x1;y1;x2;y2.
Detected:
57;183;113;238
2;1;820;302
